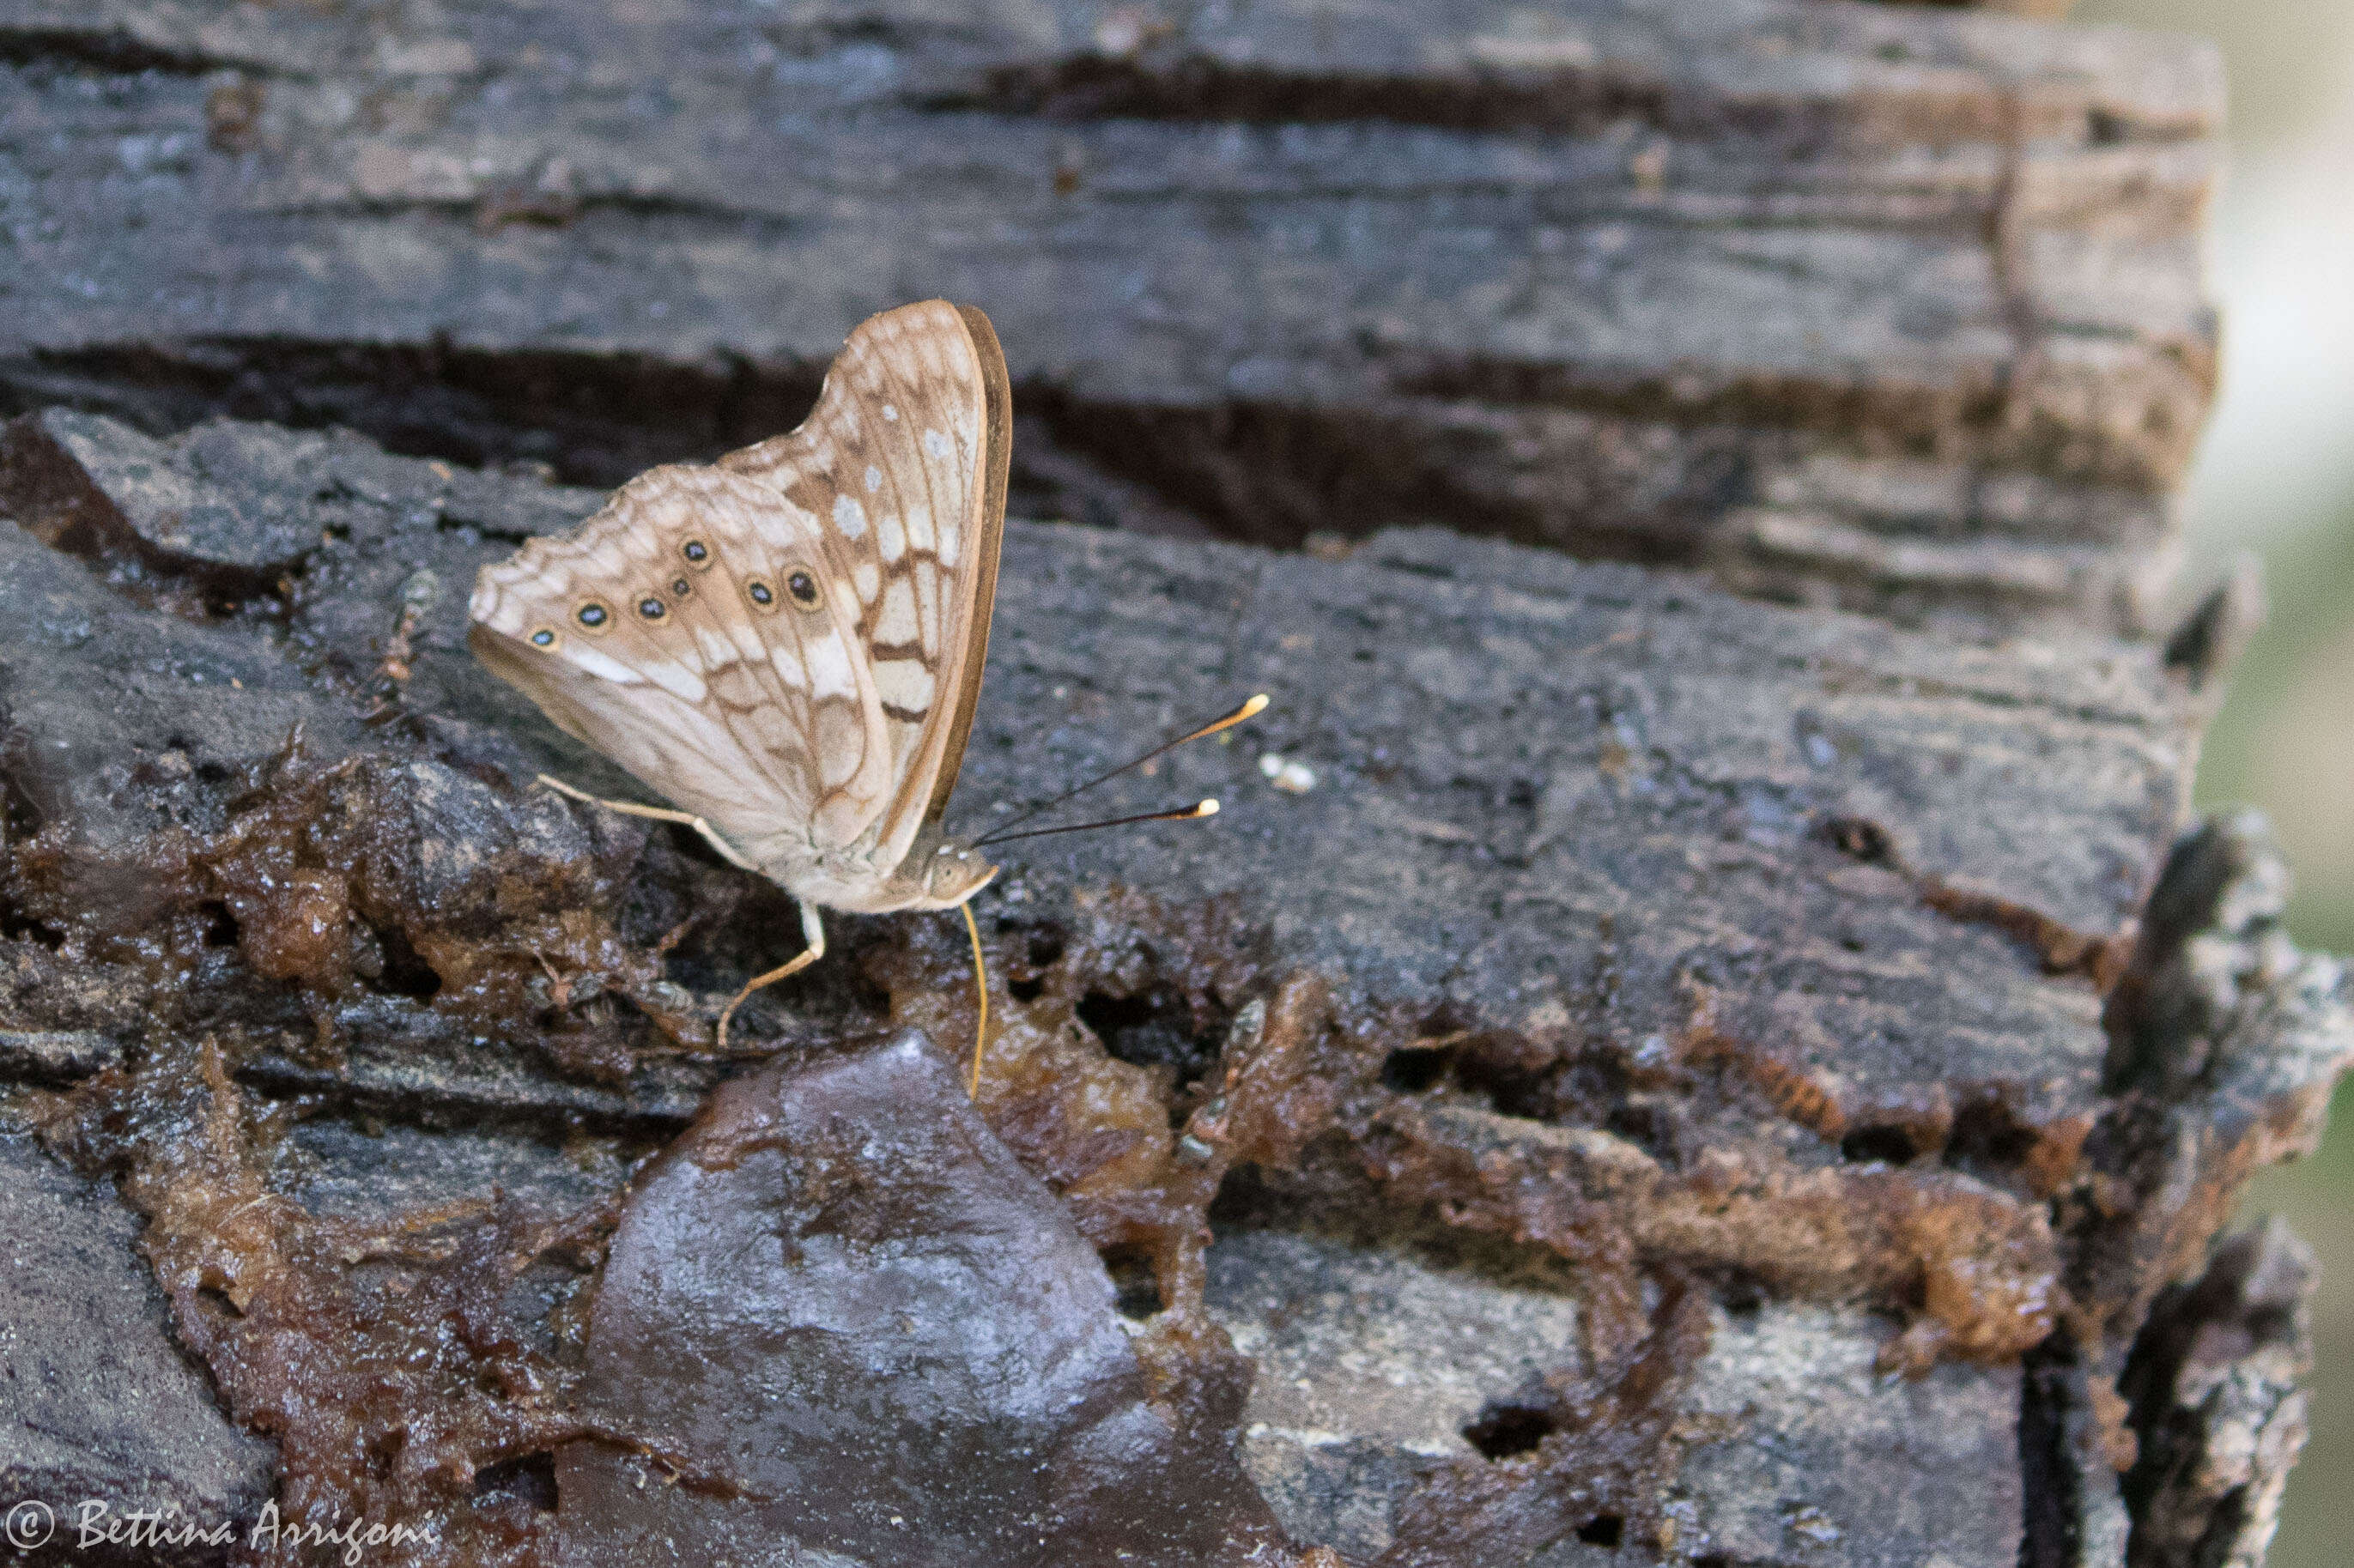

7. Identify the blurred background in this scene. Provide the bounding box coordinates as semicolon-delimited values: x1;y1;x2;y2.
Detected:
2076;2;2354;1561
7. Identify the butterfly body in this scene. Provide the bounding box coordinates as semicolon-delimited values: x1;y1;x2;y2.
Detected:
468;301;1011;944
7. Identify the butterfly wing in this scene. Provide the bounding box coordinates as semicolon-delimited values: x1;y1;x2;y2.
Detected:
467;300;1010;902
468;461;897;874
719;300;1010;877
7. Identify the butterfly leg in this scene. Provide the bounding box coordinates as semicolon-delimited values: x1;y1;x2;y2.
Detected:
534;773;759;872
715;903;826;1054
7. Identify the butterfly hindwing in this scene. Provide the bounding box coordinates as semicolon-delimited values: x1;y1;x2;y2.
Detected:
468;463;894;875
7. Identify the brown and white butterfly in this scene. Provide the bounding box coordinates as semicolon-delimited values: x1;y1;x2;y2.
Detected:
470;300;1253;1069
469;300;1015;1053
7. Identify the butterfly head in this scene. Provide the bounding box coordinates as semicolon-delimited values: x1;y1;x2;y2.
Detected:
891;828;998;911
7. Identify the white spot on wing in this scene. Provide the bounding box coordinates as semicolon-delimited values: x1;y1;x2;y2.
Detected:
939;515;960;566
877;512;907;562
833;493;867;539
640;658;709;703
882;403;900;422
874;658;935;714
864;464;883;492
769;645;808;688
923;429;951;460
566;645;646;686
914;562;939;655
805;631;856;698
904;500;933;554
876;578;919;645
853;560;880;605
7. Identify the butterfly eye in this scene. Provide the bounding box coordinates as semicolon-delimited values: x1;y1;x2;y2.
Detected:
680;539;713;571
529;627;557;649
575;601;613;633
744;577;779;613
786;571;822;609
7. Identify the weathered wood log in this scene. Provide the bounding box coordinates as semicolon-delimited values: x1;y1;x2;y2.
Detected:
0;0;2215;630
0;0;2325;1562
0;411;2340;1566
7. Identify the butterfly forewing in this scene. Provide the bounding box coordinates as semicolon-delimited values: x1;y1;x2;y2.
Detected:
719;300;1008;872
467;300;1010;910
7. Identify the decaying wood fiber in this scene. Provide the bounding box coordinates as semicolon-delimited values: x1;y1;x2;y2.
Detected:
0;409;2340;1566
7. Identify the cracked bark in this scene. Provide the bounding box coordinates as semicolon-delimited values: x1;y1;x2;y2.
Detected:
0;407;2340;1566
0;0;2216;632
0;3;2339;1567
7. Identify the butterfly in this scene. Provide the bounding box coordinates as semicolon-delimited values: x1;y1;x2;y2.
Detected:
469;300;1250;1080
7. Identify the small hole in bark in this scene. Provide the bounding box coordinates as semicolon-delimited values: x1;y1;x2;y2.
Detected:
1077;990;1158;1040
1823;815;1893;863
1718;1271;1767;1320
1949;1093;2040;1172
1693;1557;1732;1568
1605;1099;1672;1159
1206;1162;1279;1227
1461;1400;1555;1459
474;1452;559;1511
1075;988;1216;1084
195;1285;243;1319
1456;1051;1552;1120
1381;1044;1454;1092
1840;1124;1920;1165
1007;975;1047;1002
1097;1242;1163;1319
368;923;443;999
1575;1514;1624;1547
198;899;241;947
0;907;66;948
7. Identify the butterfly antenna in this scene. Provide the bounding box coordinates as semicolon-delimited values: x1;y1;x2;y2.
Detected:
979;693;1266;842
976;800;1218;849
962;900;990;1099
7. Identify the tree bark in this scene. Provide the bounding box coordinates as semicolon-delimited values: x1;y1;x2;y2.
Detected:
0;3;2336;1568
1;0;2217;630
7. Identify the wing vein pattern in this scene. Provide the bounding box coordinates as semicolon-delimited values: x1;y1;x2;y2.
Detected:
468;300;1008;912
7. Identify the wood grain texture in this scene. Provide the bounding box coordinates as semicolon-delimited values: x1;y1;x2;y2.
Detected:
0;0;2217;630
0;414;2342;1568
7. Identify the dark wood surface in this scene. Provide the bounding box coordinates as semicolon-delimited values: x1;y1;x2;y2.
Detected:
0;0;2217;628
0;409;2340;1566
0;3;2339;1566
